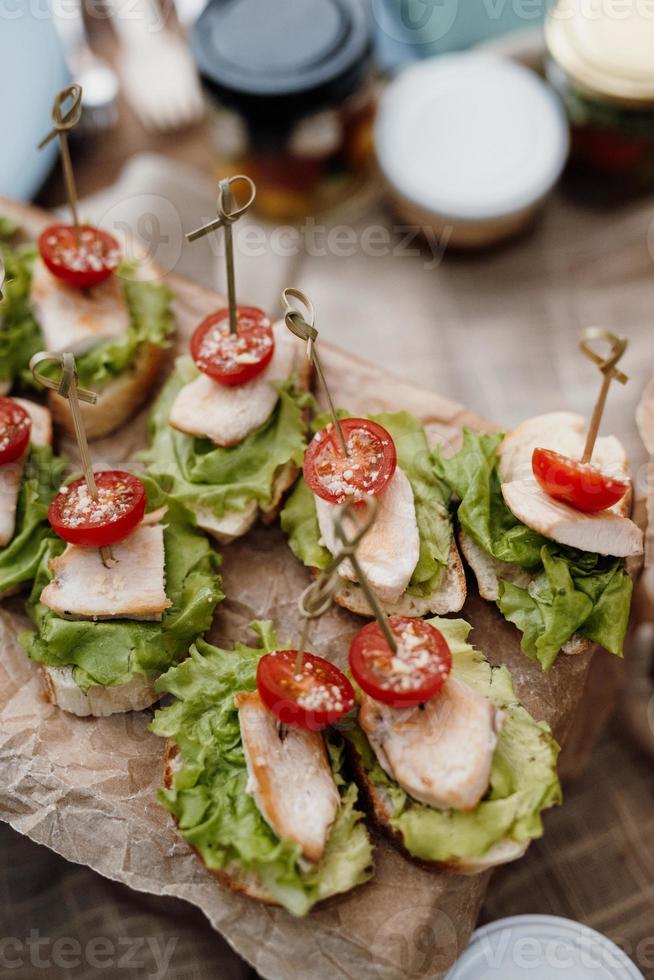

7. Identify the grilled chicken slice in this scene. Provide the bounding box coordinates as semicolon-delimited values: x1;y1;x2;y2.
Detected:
40;523;172;621
169;319;296;447
315;467;420;605
30;256;129;354
0;400;52;546
359;679;502;812
499;412;630;515
502;478;643;557
14;399;53;449
497;411;641;557
236;690;340;864
0;462;26;548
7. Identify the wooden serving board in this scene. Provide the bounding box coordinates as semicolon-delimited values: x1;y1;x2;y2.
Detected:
0;197;635;980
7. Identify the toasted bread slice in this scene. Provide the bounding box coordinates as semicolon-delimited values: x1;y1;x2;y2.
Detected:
163;739;280;905
457;413;635;657
48;340;169;440
457;528;532;602
41;664;159;717
349;743;527;874
333;538;466;617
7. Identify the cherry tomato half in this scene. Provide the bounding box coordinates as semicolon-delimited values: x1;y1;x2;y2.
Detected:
0;398;31;466
48;470;146;548
190;306;275;386
349;617;452;709
303;418;397;504
256;650;355;731
38;224;121;289
532;447;629;514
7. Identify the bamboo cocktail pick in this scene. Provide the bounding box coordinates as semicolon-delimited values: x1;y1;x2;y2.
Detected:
295;499;397;674
186;175;256;335
37;85;83;238
579;328;629;464
281;287;349;458
29;351;113;567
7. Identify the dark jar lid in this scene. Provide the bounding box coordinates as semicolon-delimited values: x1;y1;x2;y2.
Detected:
192;0;371;124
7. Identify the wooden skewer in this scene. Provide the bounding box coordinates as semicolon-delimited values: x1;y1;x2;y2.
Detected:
38;85;83;238
29;352;113;568
334;503;397;653
295;499;396;674
281;287;349;458
579;328;629;464
186;175;256;335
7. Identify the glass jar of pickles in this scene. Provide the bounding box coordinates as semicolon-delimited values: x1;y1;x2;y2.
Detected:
191;0;374;221
545;0;654;191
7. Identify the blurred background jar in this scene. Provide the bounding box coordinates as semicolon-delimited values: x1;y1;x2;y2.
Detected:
191;0;375;221
546;0;654;194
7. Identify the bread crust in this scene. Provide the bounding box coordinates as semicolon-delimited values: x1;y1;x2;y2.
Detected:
162;740;281;905
40;664;160;717
48;341;170;440
331;538;467;618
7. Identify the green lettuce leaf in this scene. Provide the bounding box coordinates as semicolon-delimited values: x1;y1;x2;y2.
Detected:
498;547;632;671
0;443;67;594
0;216;18;238
345;618;561;863
20;494;223;690
72;267;174;388
433;429;546;568
0;244;43;387
433;430;633;670
141;356;309;521
281;411;452;596
151;622;373;916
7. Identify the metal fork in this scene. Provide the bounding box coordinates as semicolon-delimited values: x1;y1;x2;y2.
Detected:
105;0;204;133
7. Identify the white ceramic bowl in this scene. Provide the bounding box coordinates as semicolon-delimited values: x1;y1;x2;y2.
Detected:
445;915;644;980
375;53;569;248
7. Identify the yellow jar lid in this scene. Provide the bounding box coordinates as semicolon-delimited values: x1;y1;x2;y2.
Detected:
546;0;654;106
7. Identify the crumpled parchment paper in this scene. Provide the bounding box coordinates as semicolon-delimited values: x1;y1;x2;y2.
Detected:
0;199;639;980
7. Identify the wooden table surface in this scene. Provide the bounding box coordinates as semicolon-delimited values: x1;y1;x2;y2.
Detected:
17;20;654;980
38;22;654;475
